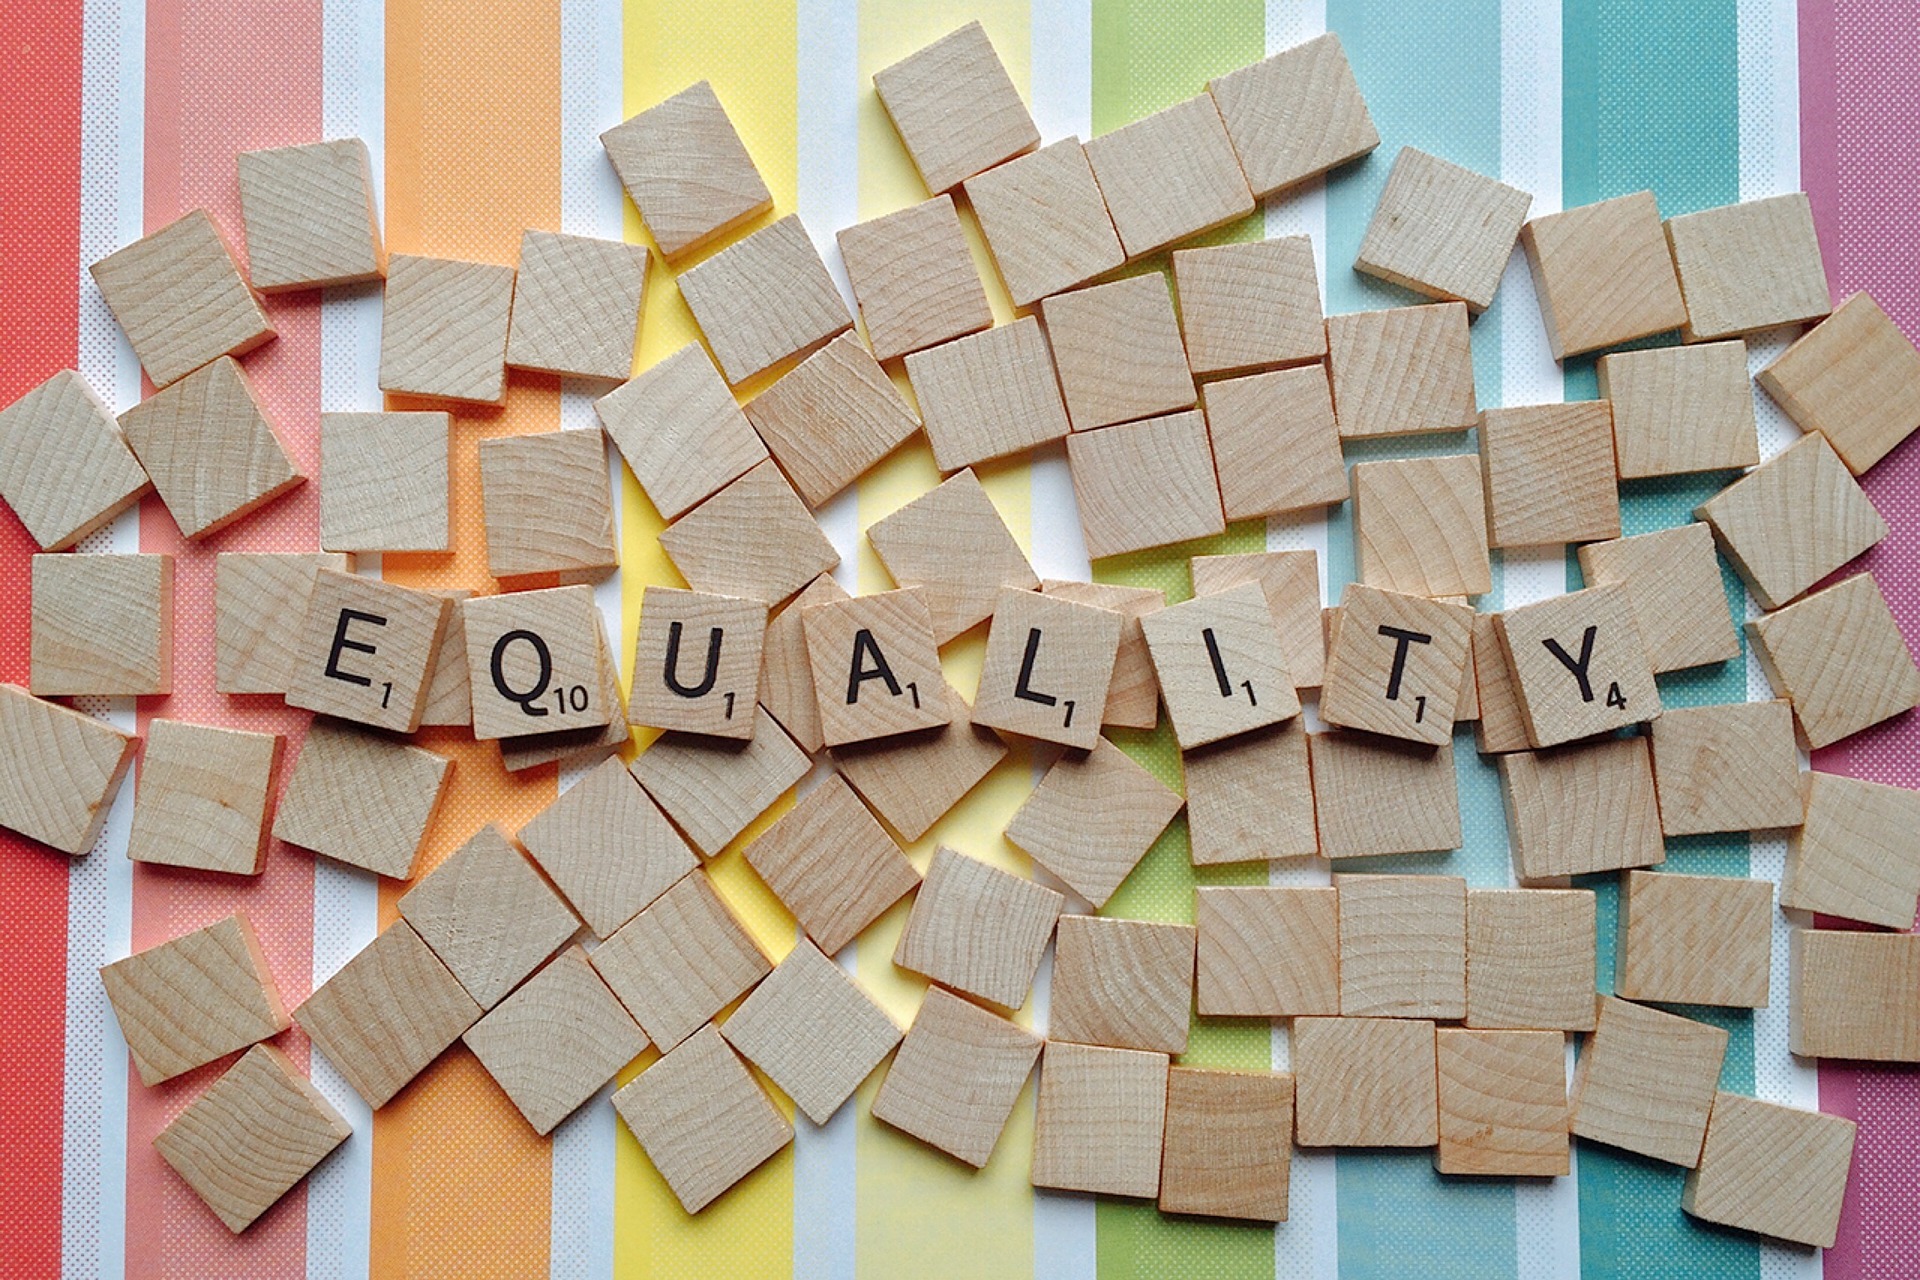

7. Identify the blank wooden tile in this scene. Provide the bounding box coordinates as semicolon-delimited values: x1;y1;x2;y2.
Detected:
398;825;580;1010
272;718;451;880
1068;411;1226;561
1789;929;1920;1061
630;706;809;856
1466;888;1597;1031
214;553;350;695
659;459;840;605
0;369;151;551
745;334;920;509
1031;1041;1169;1198
1185;719;1317;865
30;552;172;696
1159;1067;1293;1222
1521;191;1688;359
1666;193;1832;343
1005;737;1183;908
1195;885;1339;1018
629;586;766;740
294;920;482;1108
1294;1017;1437;1147
1201;364;1348;521
1356;148;1532;313
1335;873;1467;1020
758;573;846;752
285;570;450;733
119;356;303;539
1435;1028;1568;1177
868;470;1037;643
963;138;1123;307
236;139;384;292
90;210;274;388
1173;236;1326;376
611;1023;791;1214
597;344;768;522
1141;581;1300;749
518;754;696;938
831;682;1008;841
1500;735;1663;882
1597;342;1758;479
836;195;991;363
154;1043;351;1234
1576;524;1739;674
1649;701;1802;836
1353;454;1492;598
873;21;1039;194
505;229;650;381
1473;611;1533;754
720;939;902;1125
742;772;919;956
1748;572;1920;750
127;720;281;876
478;429;618;584
415;590;473;728
377;253;514;405
1049;916;1193;1054
1040;274;1195;433
1449;599;1483;723
1328;303;1477;440
904;316;1072;472
1571;996;1727;1166
803;588;947;747
1617;870;1772;1009
677;214;853;386
1309;730;1461;860
870;985;1041;1168
1208;33;1378;199
1496;583;1659;747
1783;771;1920;931
100;913;289;1086
1190;549;1325;690
1039;580;1165;728
894;846;1063;1010
592;869;770;1050
1480;400;1620;547
973;587;1121;750
1683;1092;1856;1249
495;611;633;773
0;684;135;856
1757;292;1920;475
600;80;772;261
1321;585;1472;746
318;411;449;553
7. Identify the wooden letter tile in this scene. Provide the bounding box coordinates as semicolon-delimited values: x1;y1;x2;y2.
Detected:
1465;888;1597;1031
1159;1068;1293;1222
1756;291;1920;475
118;356;303;539
1570;996;1727;1166
962;139;1123;307
1140;581;1300;749
127;720;281;876
1321;585;1472;745
830;682;1008;841
214;553;351;695
836;195;991;362
868;469;1038;643
1039;580;1165;728
377;253;514;405
1597;341;1759;479
1356;147;1532;313
591;869;770;1050
1185;719;1317;865
397;825;580;1010
597;344;768;522
1201;364;1348;521
0;370;151;551
1005;737;1184;908
676;214;853;386
493;609;632;772
1665;193;1832;343
745;333;920;508
1172;236;1326;376
1435;1028;1569;1177
1031;1041;1170;1199
743;772;918;956
318;411;449;553
1040;274;1195;433
1327;302;1477;440
100;913;289;1086
1499;735;1663;881
1335;873;1467;1020
1575;524;1739;674
1190;550;1324;690
1353;454;1492;599
629;586;767;740
89;210;274;388
802;588;948;746
518;754;698;938
1683;1092;1857;1249
31;552;172;696
477;429;618;584
870;985;1041;1168
1293;1016;1437;1147
1495;583;1659;747
1195;885;1339;1018
973;587;1121;750
236;139;384;292
1789;929;1920;1061
286;570;450;733
893;846;1064;1010
757;572;848;752
1520;191;1688;359
1617;870;1773;1008
505;229;650;381
658;459;839;605
904;316;1072;471
272;718;451;880
1480;400;1621;547
872;21;1039;194
0;684;134;856
1050;915;1194;1054
1207;33;1378;199
629;706;810;856
1649;701;1802;836
1782;771;1920;931
1309;730;1461;860
1747;572;1920;749
720;939;902;1125
1067;411;1226;560
600;80;771;260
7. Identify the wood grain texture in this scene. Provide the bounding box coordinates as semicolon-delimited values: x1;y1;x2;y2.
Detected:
1617;869;1773;1008
1495;582;1659;747
0;684;133;856
1782;771;1920;931
1570;995;1728;1167
1207;33;1378;199
1683;1092;1856;1249
214;552;351;694
126;719;281;876
904;316;1072;471
1049;915;1194;1054
1520;191;1688;359
1005;737;1184;908
502;230;649;381
1140;580;1299;749
1356;147;1531;313
1172;236;1325;376
286;570;452;733
973;586;1120;749
830;682;1007;841
802;587;948;746
89;209;274;387
1190;549;1324;689
100;913;289;1086
1184;718;1317;865
1597;341;1758;479
1321;585;1471;745
1756;291;1920;476
590;868;770;1050
758;572;846;751
477;428;618;583
893;846;1063;1010
870;984;1041;1168
517;754;697;938
1666;193;1832;342
1352;454;1491;598
742;772;918;956
1201;363;1348;521
1040;273;1195;433
1576;524;1740;674
0;369;151;551
1335;873;1467;1020
1465;888;1597;1031
1788;929;1920;1061
1039;580;1164;728
629;705;809;856
1747;572;1920;750
963;139;1122;307
868;469;1037;643
1472;611;1533;754
1159;1068;1292;1221
836;194;991;362
1308;730;1461;860
596;344;768;522
318;411;449;553
745;334;920;509
658;458;839;605
119;356;303;539
1195;885;1339;1018
1499;735;1663;881
1030;1041;1169;1198
416;590;473;728
1434;1028;1568;1177
236;139;385;291
1648;700;1802;836
377;253;514;405
1479;400;1620;548
1327;302;1477;439
397;825;580;1010
628;586;767;740
495;611;632;772
1067;411;1226;561
600;80;772;261
271;717;451;880
872;21;1039;194
1293;1016;1437;1148
30;552;172;696
676;214;853;386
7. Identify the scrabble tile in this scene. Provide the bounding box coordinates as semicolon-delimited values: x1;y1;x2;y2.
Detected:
1353;454;1492;599
30;552;172;696
836;195;991;362
1683;1092;1857;1249
904;316;1072;471
1694;432;1886;610
1576;524;1740;674
1172;236;1326;376
1649;701;1802;836
500;230;649;383
1321;585;1472;746
89;209;274;387
1451;603;1484;723
0;370;151;551
377;253;514;405
591;869;770;1050
1788;929;1920;1061
1067;411;1226;561
803;588;947;747
0;684;135;856
1309;730;1462;860
1521;191;1689;359
518;755;698;938
1748;572;1920;750
1597;342;1759;479
1465;888;1598;1031
659;459;840;605
870;985;1041;1168
100;914;289;1086
286;570;452;733
1195;885;1339;1018
1756;292;1920;475
272;718;451;880
629;586;767;740
1201;364;1348;521
1666;193;1832;343
1434;1028;1569;1177
1480;400;1620;547
1049;916;1194;1054
1005;737;1184;908
873;21;1039;193
1496;583;1659;747
962;139;1123;307
757;572;847;752
119;356;303;539
1190;550;1325;690
478;429;618;584
831;682;1008;841
495;611;633;773
1500;735;1663;881
1141;581;1300;749
214;553;352;695
1356;147;1533;313
1040;274;1195;433
127;720;281;876
318;411;449;553
611;1023;791;1214
745;334;920;508
720;939;902;1125
868;470;1038;643
597;344;768;522
973;587;1121;750
1328;303;1477;440
743;772;918;956
1184;719;1317;865
1472;611;1533;754
1570;996;1727;1166
1293;1017;1437;1147
1782;772;1920;931
600;80;772;261
397;826;579;1010
416;590;473;728
894;846;1064;1010
463;947;646;1135
294;920;482;1108
1039;580;1165;728
1159;1067;1293;1222
677;214;853;386
1617;870;1772;1008
630;706;809;856
1031;1041;1169;1198
1208;33;1379;199
1335;873;1467;1020
235;139;385;292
